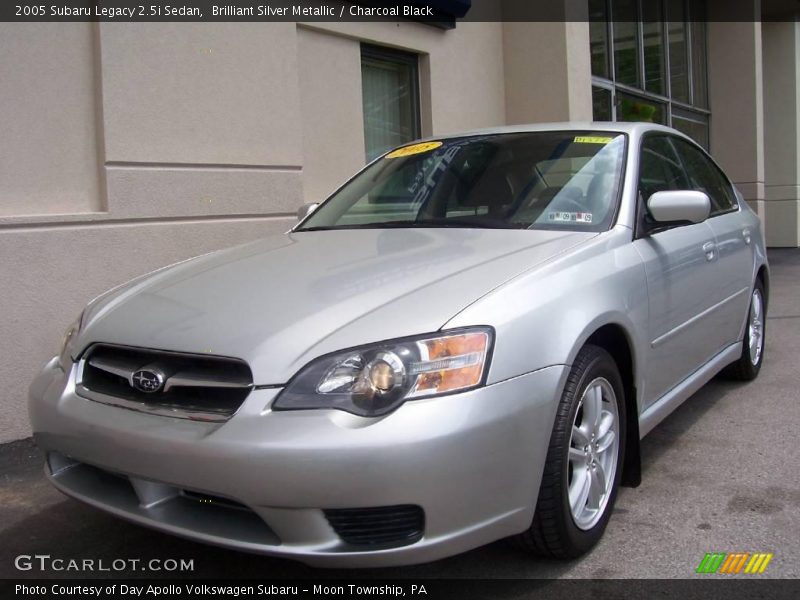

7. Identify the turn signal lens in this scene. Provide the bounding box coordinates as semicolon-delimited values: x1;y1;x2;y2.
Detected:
57;311;85;371
409;332;489;397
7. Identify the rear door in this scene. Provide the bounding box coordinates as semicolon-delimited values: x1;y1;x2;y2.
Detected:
633;135;723;406
670;137;753;348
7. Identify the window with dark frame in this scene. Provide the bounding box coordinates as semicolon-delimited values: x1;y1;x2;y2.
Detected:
670;136;738;215
360;45;421;162
639;134;738;225
589;0;710;149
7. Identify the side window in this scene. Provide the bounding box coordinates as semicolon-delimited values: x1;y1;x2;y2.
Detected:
638;135;689;203
670;138;738;216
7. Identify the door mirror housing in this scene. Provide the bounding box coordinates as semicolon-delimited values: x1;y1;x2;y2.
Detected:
646;191;710;226
296;202;319;221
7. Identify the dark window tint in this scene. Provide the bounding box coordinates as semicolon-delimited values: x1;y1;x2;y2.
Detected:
667;0;690;104
591;0;710;149
592;87;613;120
691;19;708;108
638;135;689;203
672;109;709;150
671;138;738;216
617;91;666;125
361;45;421;162
589;0;610;78
613;0;640;86
642;1;665;95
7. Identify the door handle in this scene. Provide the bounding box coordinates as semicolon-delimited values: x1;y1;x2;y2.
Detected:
742;228;752;245
702;241;716;261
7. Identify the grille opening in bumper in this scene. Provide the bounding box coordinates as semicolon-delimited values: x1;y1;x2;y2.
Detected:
47;453;279;547
76;344;253;421
324;505;425;547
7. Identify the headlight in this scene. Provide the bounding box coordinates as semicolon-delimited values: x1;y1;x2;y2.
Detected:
58;310;85;370
273;327;493;417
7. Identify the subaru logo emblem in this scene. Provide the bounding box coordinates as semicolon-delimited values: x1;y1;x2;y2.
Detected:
131;369;165;393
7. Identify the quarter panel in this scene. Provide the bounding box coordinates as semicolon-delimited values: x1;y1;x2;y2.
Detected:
737;201;768;338
704;210;757;344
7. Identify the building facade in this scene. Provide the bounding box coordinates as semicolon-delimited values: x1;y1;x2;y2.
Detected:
1;0;798;442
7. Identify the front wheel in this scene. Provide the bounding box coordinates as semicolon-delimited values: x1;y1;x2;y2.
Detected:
513;345;625;558
724;280;766;381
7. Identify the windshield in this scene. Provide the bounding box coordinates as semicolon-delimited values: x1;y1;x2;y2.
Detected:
297;131;626;232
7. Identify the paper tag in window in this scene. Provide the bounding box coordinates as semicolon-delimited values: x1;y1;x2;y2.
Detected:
574;136;614;144
386;141;443;159
548;211;593;223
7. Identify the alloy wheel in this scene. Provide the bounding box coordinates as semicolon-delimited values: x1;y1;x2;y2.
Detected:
748;288;764;366
567;377;619;530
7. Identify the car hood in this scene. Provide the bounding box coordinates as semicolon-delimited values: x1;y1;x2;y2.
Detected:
78;228;595;384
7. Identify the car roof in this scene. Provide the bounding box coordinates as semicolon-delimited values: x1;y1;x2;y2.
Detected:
426;121;683;141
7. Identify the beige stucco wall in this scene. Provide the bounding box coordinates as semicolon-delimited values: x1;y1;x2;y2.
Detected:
0;24;102;216
297;27;366;203
708;19;766;223
762;20;800;247
503;21;592;124
707;8;800;247
102;23;304;166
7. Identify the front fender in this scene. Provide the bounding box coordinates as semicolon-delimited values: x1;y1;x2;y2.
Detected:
444;228;648;406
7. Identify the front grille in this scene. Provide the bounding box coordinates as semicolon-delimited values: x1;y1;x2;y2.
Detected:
324;505;425;547
77;344;253;421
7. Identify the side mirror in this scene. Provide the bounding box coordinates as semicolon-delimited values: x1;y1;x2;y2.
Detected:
296;202;319;221
647;191;710;225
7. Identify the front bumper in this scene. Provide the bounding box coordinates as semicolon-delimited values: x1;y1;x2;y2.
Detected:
29;357;565;567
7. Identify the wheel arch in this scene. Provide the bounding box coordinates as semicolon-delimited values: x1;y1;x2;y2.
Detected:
757;263;770;309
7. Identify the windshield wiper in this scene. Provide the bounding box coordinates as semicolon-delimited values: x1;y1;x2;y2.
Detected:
297;222;420;232
415;218;526;229
298;219;526;232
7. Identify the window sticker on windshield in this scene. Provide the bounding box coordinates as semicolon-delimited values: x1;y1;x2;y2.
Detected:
548;211;593;223
574;136;614;144
385;141;443;159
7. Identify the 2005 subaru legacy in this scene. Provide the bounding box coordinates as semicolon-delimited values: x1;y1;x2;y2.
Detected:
29;122;768;567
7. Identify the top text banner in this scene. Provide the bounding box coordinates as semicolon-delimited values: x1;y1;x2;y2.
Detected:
1;0;772;23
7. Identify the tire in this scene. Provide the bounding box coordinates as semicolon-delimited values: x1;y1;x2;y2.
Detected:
723;279;766;381
513;345;626;558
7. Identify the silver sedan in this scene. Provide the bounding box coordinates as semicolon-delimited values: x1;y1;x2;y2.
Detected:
29;122;768;566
